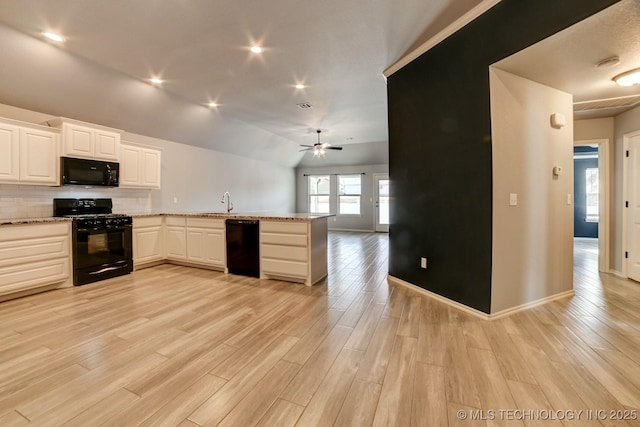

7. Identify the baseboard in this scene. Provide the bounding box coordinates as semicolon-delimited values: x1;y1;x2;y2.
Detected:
387;275;575;320
387;275;490;320
328;228;375;232
489;290;575;319
610;269;626;279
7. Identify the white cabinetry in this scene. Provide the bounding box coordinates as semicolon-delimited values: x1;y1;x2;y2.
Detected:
0;118;59;186
165;217;187;261
186;218;225;269
119;143;161;189
48;118;121;161
0;222;71;300
133;216;164;269
260;219;328;285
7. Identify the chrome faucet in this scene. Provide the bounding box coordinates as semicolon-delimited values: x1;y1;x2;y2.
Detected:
221;191;233;213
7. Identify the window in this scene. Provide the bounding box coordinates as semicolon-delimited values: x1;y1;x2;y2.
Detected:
309;175;330;214
585;167;599;222
338;174;361;215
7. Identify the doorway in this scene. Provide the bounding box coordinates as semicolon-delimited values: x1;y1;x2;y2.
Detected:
373;174;389;232
574;138;610;273
622;129;640;281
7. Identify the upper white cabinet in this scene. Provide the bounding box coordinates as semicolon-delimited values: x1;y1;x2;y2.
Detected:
0;118;59;186
47;118;121;161
119;143;161;189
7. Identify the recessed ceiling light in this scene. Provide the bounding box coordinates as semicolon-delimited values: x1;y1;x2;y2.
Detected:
250;45;263;54
613;68;640;87
42;32;65;43
149;77;163;85
295;84;305;89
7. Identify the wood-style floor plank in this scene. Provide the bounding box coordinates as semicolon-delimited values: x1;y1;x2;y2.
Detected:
0;235;638;426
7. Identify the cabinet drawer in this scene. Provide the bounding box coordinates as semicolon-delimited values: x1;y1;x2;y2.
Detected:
261;232;307;246
261;221;307;235
0;235;70;267
0;258;69;295
186;217;225;229
0;222;69;242
133;216;163;228
261;258;308;279
261;243;307;262
164;216;186;227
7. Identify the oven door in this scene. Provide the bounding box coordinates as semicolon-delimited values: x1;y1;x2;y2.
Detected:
73;224;133;285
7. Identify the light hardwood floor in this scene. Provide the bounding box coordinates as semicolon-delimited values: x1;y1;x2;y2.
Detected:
1;233;640;426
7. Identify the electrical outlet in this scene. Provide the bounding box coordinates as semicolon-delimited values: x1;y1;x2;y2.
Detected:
509;193;518;206
420;257;427;269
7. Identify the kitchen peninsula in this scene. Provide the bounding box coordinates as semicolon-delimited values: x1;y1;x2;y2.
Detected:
133;212;333;286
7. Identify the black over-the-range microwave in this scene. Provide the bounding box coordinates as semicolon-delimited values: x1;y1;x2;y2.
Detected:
61;156;120;187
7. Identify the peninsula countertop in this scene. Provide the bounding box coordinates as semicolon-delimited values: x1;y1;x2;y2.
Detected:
130;212;334;222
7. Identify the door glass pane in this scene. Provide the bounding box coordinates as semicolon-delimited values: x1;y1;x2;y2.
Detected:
585;168;599;222
379;179;389;225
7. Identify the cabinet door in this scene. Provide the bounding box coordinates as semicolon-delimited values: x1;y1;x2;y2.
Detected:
204;229;225;266
0;122;19;182
140;148;161;188
19;128;58;185
119;145;141;187
63;123;94;158
165;226;187;260
186;228;205;263
94;130;120;161
134;227;163;264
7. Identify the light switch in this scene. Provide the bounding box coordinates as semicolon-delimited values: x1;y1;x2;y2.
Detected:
509;193;518;206
567;193;572;205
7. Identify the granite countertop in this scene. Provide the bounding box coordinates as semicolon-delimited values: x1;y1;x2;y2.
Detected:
0;217;73;226
130;212;334;221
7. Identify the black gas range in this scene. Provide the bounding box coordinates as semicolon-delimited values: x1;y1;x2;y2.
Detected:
54;198;133;286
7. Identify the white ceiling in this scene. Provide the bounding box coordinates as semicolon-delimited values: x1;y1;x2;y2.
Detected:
1;1;636;166
0;0;484;166
494;0;640;119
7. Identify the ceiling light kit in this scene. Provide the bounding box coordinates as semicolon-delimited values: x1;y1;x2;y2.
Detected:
299;130;343;157
613;68;640;87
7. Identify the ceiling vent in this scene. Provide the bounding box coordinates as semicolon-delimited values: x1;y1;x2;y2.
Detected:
573;94;640;112
296;102;312;109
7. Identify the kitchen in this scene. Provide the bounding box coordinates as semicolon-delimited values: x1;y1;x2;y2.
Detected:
2;1;640;426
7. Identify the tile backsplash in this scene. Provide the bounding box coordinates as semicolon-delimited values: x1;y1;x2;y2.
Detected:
0;185;152;219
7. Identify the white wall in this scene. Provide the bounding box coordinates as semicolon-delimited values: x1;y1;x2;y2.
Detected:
612;104;640;272
295;164;388;231
0;103;295;219
490;68;574;314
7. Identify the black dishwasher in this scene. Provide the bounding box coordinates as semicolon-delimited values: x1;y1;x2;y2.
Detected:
226;219;260;277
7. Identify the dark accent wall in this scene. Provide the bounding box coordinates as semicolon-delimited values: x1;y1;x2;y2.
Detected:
387;0;619;313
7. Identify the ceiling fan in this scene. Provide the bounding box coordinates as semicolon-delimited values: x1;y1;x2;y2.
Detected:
299;130;343;156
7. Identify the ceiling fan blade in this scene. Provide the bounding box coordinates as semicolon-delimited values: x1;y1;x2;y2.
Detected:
299;148;314;152
326;146;343;150
299;144;314;147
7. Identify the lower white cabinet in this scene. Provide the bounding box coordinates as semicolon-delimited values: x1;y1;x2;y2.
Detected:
0;118;59;186
185;218;226;268
162;216;225;270
119;143;161;189
164;217;187;261
0;222;71;299
260;219;328;285
133;216;164;268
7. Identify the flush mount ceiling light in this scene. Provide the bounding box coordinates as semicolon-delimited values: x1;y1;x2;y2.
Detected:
250;45;263;53
208;102;218;108
613;68;640;87
295;84;305;89
149;77;163;85
42;31;65;43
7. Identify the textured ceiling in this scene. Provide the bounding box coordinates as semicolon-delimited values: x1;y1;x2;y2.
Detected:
0;0;484;165
494;0;640;119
